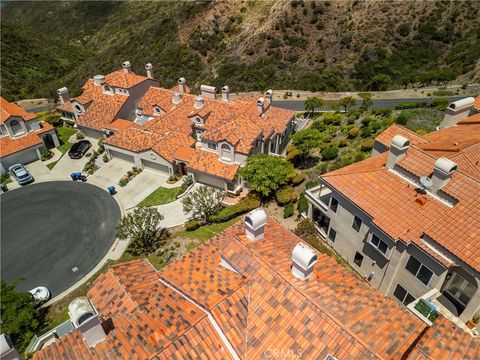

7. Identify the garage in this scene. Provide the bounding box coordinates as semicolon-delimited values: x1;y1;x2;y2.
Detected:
1;147;40;171
142;159;170;174
191;170;226;189
109;149;135;164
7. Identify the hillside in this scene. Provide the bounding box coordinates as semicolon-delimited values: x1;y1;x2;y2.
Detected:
1;0;479;101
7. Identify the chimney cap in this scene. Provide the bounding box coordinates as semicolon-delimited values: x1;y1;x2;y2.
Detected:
194;95;204;109
257;97;265;106
172;91;182;104
122;60;131;67
178;77;186;84
57;87;69;95
434;157;457;175
222;85;230;93
292;243;318;271
244;208;267;230
265;89;273;97
391;135;410;149
145;63;153;69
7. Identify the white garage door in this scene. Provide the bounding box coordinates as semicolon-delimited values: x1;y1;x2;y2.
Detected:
109;150;135;164
191;171;225;189
2;149;39;169
142;159;170;174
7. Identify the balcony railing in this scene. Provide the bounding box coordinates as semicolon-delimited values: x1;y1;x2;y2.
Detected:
305;183;332;211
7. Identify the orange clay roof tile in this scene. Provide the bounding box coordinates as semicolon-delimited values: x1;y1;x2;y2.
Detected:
1;96;37;124
458;113;480;124
186;149;240;181
103;118;134;132
375;124;429;148
0;122;54;157
104;69;149;89
474;95;480;111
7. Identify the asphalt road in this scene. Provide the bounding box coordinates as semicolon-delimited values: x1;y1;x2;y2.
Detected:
274;96;465;111
1;181;120;296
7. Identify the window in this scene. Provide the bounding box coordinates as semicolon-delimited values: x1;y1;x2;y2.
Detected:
195;117;202;124
352;215;362;232
393;284;415;306
270;140;276;152
354;252;364;267
153;106;162;115
207;142;217;150
9;119;23;136
329;197;338;213
75;104;82;112
405;256;433;286
370;234;389;255
328;227;336;242
221;143;231;161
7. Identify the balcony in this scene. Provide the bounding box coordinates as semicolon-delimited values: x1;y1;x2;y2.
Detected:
305;183;332;212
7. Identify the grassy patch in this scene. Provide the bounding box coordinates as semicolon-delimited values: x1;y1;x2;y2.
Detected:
1;173;12;184
46;161;59;170
399;109;443;132
137;186;182;207
56;126;76;154
182;216;241;242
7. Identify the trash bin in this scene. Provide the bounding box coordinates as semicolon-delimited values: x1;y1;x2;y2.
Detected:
70;173;77;181
108;186;116;195
0;183;8;192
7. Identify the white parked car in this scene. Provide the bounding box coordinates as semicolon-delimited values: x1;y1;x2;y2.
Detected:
29;286;50;305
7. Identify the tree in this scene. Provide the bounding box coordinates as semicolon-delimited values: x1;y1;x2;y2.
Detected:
290;129;323;167
182;186;225;224
339;96;357;112
240;154;295;198
358;92;373;112
116;207;169;257
321;146;339;160
304;96;324;114
0;280;39;352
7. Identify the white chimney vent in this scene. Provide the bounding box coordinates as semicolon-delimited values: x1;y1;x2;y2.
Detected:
122;61;132;73
257;97;265;115
172;91;182;104
222;86;230;102
57;87;70;104
200;85;217;99
135;107;144;118
431;157;457;192
178;77;187;94
386;135;410;169
447;97;475;112
194;95;204;109
68;297;106;348
244;208;267;240
145;63;153;79
265;89;273;105
93;75;106;86
291;243;318;281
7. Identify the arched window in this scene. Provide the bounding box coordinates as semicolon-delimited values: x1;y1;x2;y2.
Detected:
153;106;162;115
221;143;231;161
103;85;112;94
9;119;23;136
75;104;82;113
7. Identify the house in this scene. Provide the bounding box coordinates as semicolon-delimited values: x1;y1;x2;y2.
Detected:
305;109;480;327
57;62;296;191
30;210;479;359
0;97;60;172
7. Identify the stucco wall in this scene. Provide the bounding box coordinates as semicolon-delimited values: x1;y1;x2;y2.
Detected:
116;79;159;121
0;145;42;172
105;144;173;175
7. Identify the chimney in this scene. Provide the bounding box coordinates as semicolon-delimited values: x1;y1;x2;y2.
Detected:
178;77;187;94
257;97;265;115
291;243;318;281
194;95;204;109
431;157;457;193
57;87;70;105
265;89;273;106
222;86;230;102
244;208;267;240
69;297;106;348
172;91;182;104
200;85;217;99
135;107;144;118
122;61;132;73
93;75;106;86
386;135;410;169
145;63;154;79
0;334;23;360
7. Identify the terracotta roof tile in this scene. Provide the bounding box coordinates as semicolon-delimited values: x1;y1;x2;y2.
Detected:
458;113;480;124
103;118;134;132
375;124;429;148
1;97;37;124
0;125;52;157
104;69;149;89
474;95;480;111
186;149;240;181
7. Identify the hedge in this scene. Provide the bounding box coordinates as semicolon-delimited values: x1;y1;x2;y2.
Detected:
184;219;201;231
291;172;306;186
298;193;308;213
276;186;298;206
210;193;261;223
283;203;294;218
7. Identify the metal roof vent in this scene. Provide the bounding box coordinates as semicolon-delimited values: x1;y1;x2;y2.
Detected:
135;107;144;117
291;243;318;281
0;334;22;360
145;63;154;79
68;297;106;348
194;95;204;109
172;91;182;104
244;208;267;240
265;89;273;105
122;61;132;73
93;75;106;86
386;135;410;169
178;77;187;93
200;85;217;99
222;86;230;102
257;97;265;115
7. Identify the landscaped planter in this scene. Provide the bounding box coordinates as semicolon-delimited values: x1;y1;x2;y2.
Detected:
118;166;143;187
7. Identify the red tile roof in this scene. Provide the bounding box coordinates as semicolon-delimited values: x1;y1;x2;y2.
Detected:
375;124;429;148
187;149;240;181
1;97;36;124
458;113;480;124
474;95;480;111
0;131;43;157
103;118;134;132
104;69;149;89
323;145;480;270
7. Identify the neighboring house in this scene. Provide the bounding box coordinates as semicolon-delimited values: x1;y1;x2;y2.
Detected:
441;95;480;128
305;111;480;326
56;61;159;138
0;97;60;172
30;211;479;359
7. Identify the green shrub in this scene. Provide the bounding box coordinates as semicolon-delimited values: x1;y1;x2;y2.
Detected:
322;113;343;125
360;139;374;152
276;186;298;206
360;126;373;137
371;108;392;117
339;139;349;147
321;146;339;160
210;193;261;223
414;299;439;322
102;154;109;163
354;152;365;162
291;172;306;186
311;120;326;131
1;172;11;184
396;113;409;125
40;147;53;161
298;192;308;213
184;219;201;231
283;203;294;218
306;178;321;189
347;127;359;138
294;219;317;240
76;132;85;140
431;98;449;111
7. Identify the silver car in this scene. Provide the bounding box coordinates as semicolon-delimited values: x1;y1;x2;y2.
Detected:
8;163;33;185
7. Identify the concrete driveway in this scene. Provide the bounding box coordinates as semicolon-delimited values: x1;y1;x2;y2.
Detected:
50;151;90;179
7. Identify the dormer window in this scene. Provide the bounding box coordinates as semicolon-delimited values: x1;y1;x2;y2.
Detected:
221;143;232;162
153;106;162;116
194;116;204;125
75;104;83;113
207;142;217;151
9;119;24;136
103;85;113;94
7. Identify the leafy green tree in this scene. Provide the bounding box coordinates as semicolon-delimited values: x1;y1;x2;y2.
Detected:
182;186;225;224
304;96;324;114
321;146;339;160
0;280;39;352
240;154;295;198
290;129;323;167
339;96;357;112
358;93;373;112
116;207;169;257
